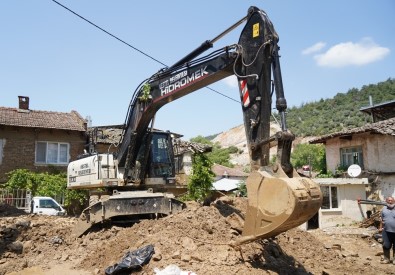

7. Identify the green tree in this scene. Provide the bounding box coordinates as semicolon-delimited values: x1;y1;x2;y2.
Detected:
237;180;247;197
190;135;235;168
291;143;326;173
186;152;215;202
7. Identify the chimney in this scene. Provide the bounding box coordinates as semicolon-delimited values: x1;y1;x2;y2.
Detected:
18;96;29;110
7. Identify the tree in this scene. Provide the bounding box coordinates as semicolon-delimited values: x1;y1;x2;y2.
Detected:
190;135;235;167
291;143;326;173
186;152;215;202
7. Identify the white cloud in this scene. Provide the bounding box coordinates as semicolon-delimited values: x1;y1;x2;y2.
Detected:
222;75;238;88
302;42;326;55
314;37;390;67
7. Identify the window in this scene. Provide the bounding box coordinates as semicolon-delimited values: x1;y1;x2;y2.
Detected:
340;146;363;168
150;134;173;177
321;186;339;209
35;142;69;164
39;199;59;209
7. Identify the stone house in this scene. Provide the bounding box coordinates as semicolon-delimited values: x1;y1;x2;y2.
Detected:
308;111;395;228
0;96;87;183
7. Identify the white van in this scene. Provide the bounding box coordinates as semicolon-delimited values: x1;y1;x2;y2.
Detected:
30;196;66;216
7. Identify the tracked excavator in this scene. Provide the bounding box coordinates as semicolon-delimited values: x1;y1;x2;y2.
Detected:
67;6;322;246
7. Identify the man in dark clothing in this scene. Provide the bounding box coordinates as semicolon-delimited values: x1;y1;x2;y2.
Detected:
379;196;395;264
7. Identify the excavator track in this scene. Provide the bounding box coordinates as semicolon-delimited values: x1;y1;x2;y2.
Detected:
72;191;185;237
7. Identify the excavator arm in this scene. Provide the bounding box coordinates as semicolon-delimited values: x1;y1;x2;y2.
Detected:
114;6;322;246
70;6;322;245
118;7;286;180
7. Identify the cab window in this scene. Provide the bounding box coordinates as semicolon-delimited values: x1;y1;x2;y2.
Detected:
39;199;58;209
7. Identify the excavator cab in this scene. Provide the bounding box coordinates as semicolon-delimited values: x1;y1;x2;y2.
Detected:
146;132;175;180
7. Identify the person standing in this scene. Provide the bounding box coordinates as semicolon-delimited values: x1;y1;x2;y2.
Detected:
379;196;395;264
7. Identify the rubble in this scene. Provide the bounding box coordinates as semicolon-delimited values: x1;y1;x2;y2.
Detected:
0;199;393;275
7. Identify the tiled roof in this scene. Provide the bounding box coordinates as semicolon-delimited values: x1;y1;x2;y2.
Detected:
212;164;249;178
310;117;395;144
0;107;87;132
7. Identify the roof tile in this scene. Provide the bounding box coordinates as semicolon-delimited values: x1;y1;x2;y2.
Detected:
0;107;86;131
310;117;395;144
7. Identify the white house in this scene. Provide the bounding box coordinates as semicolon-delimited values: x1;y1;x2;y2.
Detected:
307;117;395;229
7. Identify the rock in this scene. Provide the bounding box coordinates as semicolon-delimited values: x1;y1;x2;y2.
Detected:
191;254;203;262
172;250;181;259
49;236;63;244
15;219;31;228
332;244;342;250
153;248;162;261
182;237;197;251
23;240;33;252
7;241;23;254
181;254;191;262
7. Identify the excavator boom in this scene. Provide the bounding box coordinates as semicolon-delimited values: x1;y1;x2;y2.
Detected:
68;6;322;244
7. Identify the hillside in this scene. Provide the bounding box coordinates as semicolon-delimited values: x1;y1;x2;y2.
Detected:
211;78;394;167
284;78;395;137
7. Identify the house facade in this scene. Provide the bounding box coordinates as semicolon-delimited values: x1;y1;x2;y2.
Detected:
309;117;395;228
0;96;87;183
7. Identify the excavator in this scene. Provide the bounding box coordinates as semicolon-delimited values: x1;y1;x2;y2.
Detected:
67;6;322;246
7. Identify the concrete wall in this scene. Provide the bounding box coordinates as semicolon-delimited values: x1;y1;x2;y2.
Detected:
376;175;395;199
0;125;86;183
319;184;368;228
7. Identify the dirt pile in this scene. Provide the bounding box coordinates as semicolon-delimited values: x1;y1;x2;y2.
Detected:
0;199;394;275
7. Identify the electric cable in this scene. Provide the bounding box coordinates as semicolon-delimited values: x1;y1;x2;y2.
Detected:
51;0;240;104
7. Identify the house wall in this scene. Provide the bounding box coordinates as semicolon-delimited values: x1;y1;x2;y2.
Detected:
324;133;395;201
319;184;368;228
0;126;86;183
376;175;395;199
325;133;395;173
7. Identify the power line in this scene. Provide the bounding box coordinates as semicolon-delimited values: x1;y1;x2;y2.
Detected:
52;0;166;66
51;0;240;104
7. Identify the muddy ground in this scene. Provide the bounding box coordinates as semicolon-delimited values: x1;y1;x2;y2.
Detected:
1;198;394;275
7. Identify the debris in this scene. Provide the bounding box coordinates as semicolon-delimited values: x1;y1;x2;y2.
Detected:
104;244;154;275
154;264;197;275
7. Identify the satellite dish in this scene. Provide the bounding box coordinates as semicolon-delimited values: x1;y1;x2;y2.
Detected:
347;164;362;178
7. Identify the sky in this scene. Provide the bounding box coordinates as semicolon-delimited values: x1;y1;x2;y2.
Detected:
1;1;394;140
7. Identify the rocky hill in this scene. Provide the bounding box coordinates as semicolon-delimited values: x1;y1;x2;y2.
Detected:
212;123;316;167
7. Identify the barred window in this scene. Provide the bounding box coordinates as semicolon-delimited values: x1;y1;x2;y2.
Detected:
340;146;363;169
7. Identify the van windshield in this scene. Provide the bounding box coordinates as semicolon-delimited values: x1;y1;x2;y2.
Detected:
39;199;59;209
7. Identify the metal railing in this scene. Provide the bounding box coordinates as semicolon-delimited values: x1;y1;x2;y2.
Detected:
0;189;31;211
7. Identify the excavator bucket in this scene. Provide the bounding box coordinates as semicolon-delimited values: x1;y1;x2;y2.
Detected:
232;168;322;246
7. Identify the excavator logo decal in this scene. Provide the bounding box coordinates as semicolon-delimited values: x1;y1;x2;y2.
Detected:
240;79;250;107
160;66;209;96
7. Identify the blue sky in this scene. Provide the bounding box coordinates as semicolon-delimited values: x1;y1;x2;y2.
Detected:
1;1;394;140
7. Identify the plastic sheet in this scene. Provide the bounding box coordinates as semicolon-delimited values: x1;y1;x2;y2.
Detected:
105;244;154;274
154;264;197;275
